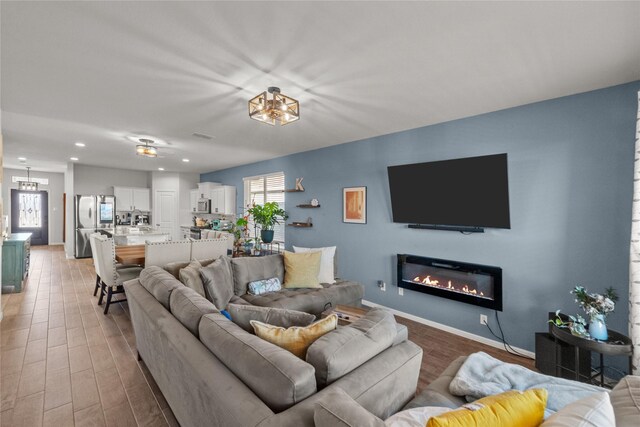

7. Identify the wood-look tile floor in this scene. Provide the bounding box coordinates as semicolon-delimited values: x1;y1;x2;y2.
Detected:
1;246;535;426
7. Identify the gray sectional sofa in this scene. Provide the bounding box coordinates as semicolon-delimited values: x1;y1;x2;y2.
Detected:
124;254;424;427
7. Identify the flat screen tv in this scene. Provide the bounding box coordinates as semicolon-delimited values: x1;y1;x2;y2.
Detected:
387;153;510;229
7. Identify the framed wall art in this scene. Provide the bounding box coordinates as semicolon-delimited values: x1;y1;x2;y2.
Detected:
343;186;366;224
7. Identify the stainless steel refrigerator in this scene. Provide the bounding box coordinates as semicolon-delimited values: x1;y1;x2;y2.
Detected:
75;195;116;258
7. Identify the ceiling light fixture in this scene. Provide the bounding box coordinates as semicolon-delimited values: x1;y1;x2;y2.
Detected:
18;157;27;161
18;167;38;191
182;158;189;163
249;87;299;126
75;142;86;147
158;167;165;171
70;157;79;161
136;138;158;158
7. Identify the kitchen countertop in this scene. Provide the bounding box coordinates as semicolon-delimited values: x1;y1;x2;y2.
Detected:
105;226;169;237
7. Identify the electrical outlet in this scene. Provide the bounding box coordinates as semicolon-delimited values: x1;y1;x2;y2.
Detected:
377;280;386;292
480;314;488;325
398;287;404;296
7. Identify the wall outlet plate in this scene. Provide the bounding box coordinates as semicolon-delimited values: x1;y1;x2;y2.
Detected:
398;287;404;296
377;280;386;292
480;314;488;325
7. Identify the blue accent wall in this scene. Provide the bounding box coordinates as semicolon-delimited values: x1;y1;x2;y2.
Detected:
202;81;640;365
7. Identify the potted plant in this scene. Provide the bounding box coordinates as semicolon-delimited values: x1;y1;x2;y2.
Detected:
247;202;288;244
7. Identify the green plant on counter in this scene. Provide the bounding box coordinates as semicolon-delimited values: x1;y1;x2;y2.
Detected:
247;202;288;230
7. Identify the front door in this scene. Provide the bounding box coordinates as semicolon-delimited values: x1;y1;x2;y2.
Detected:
154;190;177;241
11;189;49;245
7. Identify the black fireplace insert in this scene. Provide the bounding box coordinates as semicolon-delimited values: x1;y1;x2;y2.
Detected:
397;254;502;311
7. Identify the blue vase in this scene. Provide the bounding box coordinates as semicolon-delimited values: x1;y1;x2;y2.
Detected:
589;314;608;341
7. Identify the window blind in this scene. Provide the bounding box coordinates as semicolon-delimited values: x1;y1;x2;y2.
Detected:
243;172;286;244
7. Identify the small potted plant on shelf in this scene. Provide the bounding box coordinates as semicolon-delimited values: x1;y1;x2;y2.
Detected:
247;202;288;244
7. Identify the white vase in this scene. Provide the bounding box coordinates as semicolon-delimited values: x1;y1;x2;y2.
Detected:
589;314;608;341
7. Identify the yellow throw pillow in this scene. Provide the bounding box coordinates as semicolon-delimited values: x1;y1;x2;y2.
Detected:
251;314;338;358
427;388;548;427
283;250;322;288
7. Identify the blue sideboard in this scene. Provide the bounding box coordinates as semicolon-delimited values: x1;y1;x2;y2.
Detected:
2;233;32;293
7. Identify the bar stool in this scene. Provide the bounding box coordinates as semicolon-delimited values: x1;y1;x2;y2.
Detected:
94;236;142;314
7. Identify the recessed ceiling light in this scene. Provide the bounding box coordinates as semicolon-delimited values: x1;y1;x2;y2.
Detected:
70;157;79;161
158;167;165;171
18;157;27;161
75;142;86;147
182;158;190;163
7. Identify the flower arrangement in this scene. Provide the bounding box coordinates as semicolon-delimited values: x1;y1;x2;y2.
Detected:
571;285;618;321
549;310;589;338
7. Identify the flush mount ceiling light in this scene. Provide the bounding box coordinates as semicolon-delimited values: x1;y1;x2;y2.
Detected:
249;87;299;126
136;138;158;158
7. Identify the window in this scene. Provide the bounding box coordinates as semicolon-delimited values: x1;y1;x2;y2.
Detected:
243;172;285;244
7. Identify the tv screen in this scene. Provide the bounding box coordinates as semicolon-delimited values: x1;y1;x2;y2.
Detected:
387;154;510;229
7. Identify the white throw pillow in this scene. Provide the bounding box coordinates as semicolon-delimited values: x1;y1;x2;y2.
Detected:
541;392;614;427
384;406;452;427
292;246;336;284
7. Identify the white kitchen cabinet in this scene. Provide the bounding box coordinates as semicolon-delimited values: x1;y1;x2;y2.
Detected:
197;182;221;199
132;188;150;211
190;189;199;213
114;187;133;211
113;186;150;211
211;186;236;215
180;226;191;240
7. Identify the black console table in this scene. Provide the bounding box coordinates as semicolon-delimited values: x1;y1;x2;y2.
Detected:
548;313;632;387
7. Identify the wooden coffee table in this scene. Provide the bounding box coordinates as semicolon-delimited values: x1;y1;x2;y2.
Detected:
321;304;369;326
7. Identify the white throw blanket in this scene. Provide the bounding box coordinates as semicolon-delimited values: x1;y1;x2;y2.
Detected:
449;352;604;416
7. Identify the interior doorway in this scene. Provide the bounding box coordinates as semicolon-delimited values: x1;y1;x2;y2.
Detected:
11;189;49;245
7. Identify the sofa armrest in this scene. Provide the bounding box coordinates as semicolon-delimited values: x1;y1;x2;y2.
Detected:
403;355;467;410
314;388;385;427
611;375;640;427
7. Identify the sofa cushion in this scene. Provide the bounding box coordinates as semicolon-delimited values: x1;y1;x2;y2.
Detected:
200;256;234;310
241;280;365;317
169;286;218;337
610;375;640;427
541;391;614;427
178;260;206;297
139;266;184;310
293;246;337;284
251;314;338;359
230;254;284;296
314;387;385;427
394;324;409;346
283;250;322;288
199;313;317;412
164;258;215;279
306;308;398;387
226;304;316;333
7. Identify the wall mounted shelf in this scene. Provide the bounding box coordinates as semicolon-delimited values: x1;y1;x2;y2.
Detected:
283;189;304;193
296;204;320;208
288;222;313;228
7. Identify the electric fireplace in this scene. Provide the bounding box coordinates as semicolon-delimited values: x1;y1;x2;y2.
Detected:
397;254;502;311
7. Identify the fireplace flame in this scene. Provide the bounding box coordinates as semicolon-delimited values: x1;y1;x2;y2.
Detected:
411;275;487;299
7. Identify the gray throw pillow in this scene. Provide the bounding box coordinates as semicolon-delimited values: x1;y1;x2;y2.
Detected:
226;304;316;333
163;261;191;279
200;256;235;310
178;260;206;297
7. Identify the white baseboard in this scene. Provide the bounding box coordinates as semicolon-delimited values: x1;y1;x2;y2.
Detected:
362;299;536;359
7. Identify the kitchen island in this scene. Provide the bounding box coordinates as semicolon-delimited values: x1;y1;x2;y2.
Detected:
104;226;170;246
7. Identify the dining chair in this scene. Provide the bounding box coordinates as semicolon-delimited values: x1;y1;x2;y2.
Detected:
145;240;191;267
94;236;143;314
90;233;141;297
191;238;228;260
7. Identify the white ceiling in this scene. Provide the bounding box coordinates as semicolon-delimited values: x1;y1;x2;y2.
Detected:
2;1;639;174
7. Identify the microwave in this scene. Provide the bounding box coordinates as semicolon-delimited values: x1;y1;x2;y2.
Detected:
197;198;211;213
